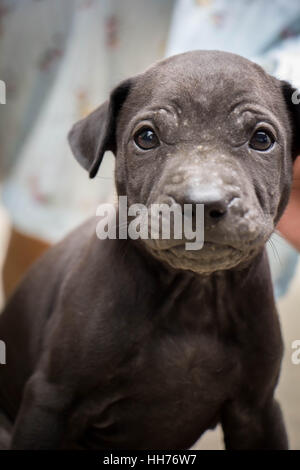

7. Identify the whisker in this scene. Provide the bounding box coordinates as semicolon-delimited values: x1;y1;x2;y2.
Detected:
95;175;114;180
272;230;290;247
267;237;282;266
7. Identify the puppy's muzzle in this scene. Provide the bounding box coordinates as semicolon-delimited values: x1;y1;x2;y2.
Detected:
166;185;240;229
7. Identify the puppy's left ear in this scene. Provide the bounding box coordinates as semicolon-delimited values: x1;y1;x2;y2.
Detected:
281;80;300;160
68;78;132;178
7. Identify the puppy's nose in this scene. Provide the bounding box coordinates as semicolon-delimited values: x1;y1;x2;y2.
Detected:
173;187;229;223
200;191;228;221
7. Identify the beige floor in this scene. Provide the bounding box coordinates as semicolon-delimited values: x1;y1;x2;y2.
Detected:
0;203;299;449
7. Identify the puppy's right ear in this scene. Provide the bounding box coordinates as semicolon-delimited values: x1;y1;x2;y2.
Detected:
68;79;132;178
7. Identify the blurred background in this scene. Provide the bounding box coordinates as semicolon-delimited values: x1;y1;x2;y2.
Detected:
0;0;299;449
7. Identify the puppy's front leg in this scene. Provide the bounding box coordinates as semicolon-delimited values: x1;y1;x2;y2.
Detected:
11;371;71;450
221;398;288;450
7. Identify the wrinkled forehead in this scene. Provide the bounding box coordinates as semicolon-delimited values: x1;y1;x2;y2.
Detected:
124;52;278;119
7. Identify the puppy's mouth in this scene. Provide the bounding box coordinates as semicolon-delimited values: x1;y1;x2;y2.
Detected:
154;239;236;254
148;234;262;253
144;236;264;274
135;196;272;273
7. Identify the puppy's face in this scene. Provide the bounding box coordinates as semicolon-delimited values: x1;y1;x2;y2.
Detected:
69;51;300;274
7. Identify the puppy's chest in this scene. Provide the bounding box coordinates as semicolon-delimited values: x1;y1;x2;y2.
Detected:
112;290;241;398
70;320;240;449
125;327;239;401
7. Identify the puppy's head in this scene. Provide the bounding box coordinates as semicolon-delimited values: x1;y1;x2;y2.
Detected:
69;50;300;274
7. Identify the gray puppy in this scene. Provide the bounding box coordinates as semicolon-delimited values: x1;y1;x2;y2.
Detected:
0;50;299;450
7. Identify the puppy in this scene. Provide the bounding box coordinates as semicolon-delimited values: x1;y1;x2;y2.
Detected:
0;50;299;450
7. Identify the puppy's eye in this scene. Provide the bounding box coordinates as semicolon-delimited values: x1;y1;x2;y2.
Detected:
134;128;159;150
249;130;274;151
